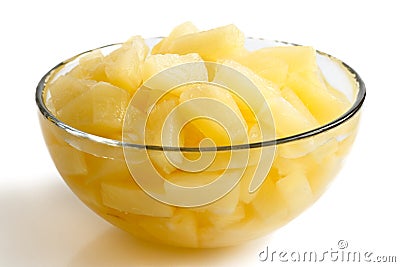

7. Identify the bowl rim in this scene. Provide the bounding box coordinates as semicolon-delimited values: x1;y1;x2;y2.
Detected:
35;38;366;152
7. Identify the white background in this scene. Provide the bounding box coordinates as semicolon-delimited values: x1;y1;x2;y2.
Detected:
0;0;399;266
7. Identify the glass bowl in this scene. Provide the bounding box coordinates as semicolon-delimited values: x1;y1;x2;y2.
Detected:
36;37;366;248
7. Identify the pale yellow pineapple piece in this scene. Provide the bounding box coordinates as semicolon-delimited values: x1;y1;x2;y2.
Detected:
84;156;131;184
276;172;314;215
48;143;88;176
139;209;198;247
238;45;350;124
214;60;319;138
179;83;247;146
199;217;266;248
143;53;203;81
273;154;308;178
307;155;342;197
57;81;130;139
159;24;245;61
101;181;175;217
47;75;96;112
196;185;240;215
104;36;149;94
239;163;278;203
281;86;319;125
142;53;207;92
145;98;182;174
235;53;289;87
145;98;180;145
152;21;199;54
203;203;246;229
164;169;240;213
242;46;317;73
251;177;288;221
69;50;107;81
324;76;351;104
309;137;338;163
287;71;349;124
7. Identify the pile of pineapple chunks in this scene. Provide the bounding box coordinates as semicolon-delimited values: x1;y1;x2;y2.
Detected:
45;22;356;247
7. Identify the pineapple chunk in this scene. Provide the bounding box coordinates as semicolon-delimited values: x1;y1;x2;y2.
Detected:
281;86;319;125
69;50;107;81
101;181;174;217
143;53;207;92
145;98;180;146
165;171;240;215
143;53;203;82
58;81;130;139
179;83;247;146
214;60;318;137
307;155;342;197
241;46;318;73
47;75;96;112
238;46;350;124
48;143;88;176
276;172;314;215
286;71;349;124
235;53;289;87
139;210;198;247
84;156;131;184
104;36;149;94
197;185;240;215
163;169;240;210
204;203;246;229
199;218;266;248
251;178;288;221
145;98;182;174
152;21;199;54
158;24;245;61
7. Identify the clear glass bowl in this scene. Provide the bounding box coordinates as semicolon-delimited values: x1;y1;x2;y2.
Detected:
36;38;366;248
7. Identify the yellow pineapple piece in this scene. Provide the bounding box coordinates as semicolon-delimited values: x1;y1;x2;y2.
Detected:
309;137;338;163
286;71;349;124
276;172;314;215
47;75;96;112
139;209;198;247
145;98;180;145
214;60;319;137
84;156;131;184
235;53;289;87
152;21;199;54
203;203;246;229
238;45;350;124
163;169;240;211
48;143;88;176
273;156;305;178
104;36;149;94
239;163;278;203
158;24;245;61
197;185;240;215
142;53;207;92
179;83;247;146
281;86;319;125
58;81;130;139
145;98;182;174
324;76;351;104
101;181;175;217
241;46;317;73
307;155;342;197
251;177;288;221
143;53;203;82
199;218;266;248
69;50;107;81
